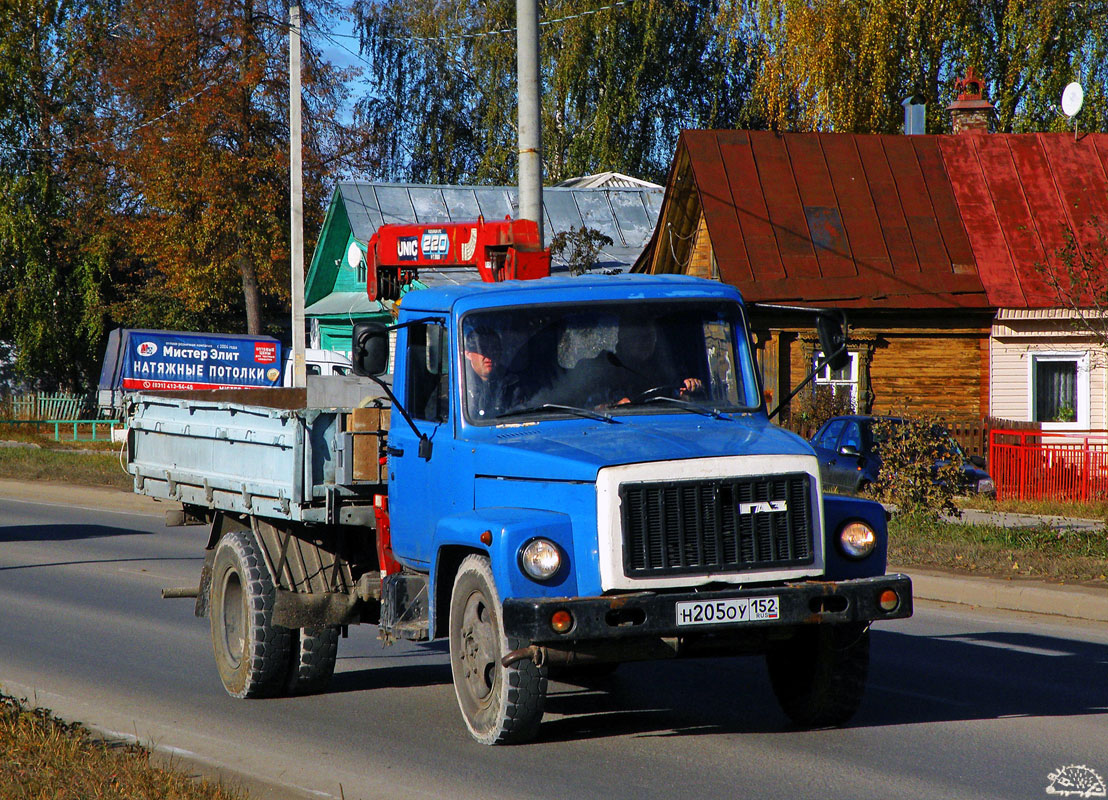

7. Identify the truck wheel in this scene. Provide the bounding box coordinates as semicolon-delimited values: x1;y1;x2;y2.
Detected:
449;555;547;745
285;626;339;695
209;530;292;698
765;623;870;728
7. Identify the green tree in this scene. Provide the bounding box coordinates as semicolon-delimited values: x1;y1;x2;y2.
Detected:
354;0;756;184
958;0;1108;133
0;0;119;391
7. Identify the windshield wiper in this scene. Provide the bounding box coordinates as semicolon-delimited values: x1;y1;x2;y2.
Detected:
632;395;730;419
495;403;619;424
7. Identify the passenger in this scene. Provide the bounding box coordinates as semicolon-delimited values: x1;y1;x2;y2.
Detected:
569;318;704;408
463;327;520;419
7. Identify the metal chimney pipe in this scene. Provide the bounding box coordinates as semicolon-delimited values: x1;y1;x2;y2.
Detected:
516;0;543;246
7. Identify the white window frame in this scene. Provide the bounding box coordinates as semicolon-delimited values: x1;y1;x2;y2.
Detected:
814;351;859;411
1028;351;1089;430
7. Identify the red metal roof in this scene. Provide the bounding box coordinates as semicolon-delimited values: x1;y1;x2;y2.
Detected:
678;130;1108;309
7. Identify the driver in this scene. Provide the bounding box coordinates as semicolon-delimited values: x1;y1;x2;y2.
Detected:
463;327;520;419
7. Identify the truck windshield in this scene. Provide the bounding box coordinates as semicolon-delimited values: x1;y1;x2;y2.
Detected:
460;300;761;424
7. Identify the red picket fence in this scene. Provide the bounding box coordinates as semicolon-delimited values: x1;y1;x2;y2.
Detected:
989;429;1108;501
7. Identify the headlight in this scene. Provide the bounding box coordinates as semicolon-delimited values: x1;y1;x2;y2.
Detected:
519;538;562;581
977;478;995;495
838;521;877;559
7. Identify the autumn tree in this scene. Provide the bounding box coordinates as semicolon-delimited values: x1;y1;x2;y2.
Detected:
747;0;1108;134
353;0;756;184
0;0;121;390
102;0;354;336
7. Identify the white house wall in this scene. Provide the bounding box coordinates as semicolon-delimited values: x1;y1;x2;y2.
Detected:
991;317;1107;429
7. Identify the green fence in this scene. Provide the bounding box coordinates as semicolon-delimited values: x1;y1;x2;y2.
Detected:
0;419;120;442
6;392;91;420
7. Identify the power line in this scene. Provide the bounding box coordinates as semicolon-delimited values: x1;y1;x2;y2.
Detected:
0;80;220;157
318;0;633;48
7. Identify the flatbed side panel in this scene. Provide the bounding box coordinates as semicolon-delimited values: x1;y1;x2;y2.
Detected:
128;395;327;521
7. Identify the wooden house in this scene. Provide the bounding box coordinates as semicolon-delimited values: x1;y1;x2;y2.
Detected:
634;126;1108;428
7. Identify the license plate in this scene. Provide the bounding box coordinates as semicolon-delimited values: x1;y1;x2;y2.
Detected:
675;596;780;627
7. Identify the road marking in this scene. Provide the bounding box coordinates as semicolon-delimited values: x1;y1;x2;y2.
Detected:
0;495;161;518
937;636;1070;657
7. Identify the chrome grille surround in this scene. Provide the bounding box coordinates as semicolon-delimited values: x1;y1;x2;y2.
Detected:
595;455;824;592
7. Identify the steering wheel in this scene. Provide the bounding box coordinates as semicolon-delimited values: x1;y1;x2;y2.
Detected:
625;383;685;405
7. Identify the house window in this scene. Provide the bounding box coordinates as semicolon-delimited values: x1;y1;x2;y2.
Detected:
814;351;858;411
1031;353;1088;427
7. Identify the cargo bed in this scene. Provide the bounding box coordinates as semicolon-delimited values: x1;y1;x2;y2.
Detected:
126;380;390;525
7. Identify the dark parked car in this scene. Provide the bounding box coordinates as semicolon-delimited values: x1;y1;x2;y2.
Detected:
809;415;995;496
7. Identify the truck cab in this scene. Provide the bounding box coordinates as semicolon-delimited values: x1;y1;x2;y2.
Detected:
357;274;910;743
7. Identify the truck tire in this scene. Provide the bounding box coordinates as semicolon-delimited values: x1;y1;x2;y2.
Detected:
765;623;869;728
285;626;339;695
449;555;547;745
209;530;292;698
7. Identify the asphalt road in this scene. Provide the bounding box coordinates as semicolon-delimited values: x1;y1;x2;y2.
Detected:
2;492;1107;800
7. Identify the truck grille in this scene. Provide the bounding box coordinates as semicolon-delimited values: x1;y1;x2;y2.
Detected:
619;473;814;577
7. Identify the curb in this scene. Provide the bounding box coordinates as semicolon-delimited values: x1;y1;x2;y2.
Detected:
901;566;1108;623
950;508;1105;532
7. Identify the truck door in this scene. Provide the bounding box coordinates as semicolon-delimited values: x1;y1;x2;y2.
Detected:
387;318;453;567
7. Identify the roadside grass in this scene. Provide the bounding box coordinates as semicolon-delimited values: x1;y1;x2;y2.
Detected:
888;512;1108;584
0;437;131;490
959;494;1108;522
0;693;245;800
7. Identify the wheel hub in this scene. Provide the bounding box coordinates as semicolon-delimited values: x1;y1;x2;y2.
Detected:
459;591;497;704
221;572;245;668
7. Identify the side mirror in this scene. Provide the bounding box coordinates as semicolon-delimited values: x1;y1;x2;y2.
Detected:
816;311;848;373
969;454;986;469
839;444;861;457
352;322;389;376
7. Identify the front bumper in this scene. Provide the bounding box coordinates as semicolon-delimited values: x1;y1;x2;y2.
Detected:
501;573;912;644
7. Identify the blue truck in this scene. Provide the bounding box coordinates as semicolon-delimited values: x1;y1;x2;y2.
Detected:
126;274;912;745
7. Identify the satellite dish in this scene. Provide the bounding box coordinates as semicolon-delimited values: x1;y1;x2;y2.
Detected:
1061;82;1084;117
346;241;363;268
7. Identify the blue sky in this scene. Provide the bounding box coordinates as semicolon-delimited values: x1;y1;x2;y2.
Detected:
310;10;366;124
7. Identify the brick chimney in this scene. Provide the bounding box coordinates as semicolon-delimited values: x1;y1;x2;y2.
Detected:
946;68;993;134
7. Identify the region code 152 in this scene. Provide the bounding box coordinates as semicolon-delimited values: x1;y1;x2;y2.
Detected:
675;596;780;626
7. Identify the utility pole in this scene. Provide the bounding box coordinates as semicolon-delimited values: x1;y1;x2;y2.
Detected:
516;0;543;246
289;3;307;388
